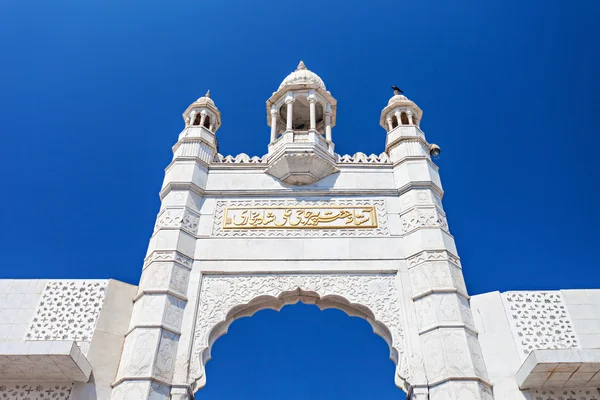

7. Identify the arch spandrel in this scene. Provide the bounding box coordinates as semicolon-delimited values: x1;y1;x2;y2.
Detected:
187;273;421;393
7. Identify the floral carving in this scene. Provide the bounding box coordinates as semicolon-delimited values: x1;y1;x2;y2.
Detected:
153;330;179;381
0;383;73;399
190;274;407;388
164;296;185;331
503;291;579;358
528;389;600;400
26;280;106;342
212;199;388;237
336;152;390;164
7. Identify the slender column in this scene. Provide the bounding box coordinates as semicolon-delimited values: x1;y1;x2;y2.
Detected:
285;95;294;131
189;111;196;126
324;103;332;141
199;110;207;128
308;91;317;131
395;111;403;126
208;123;214;131
270;106;278;142
386;117;393;131
407;110;414;125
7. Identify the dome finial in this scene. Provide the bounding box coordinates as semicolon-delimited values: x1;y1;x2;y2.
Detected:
296;60;306;71
205;90;211;98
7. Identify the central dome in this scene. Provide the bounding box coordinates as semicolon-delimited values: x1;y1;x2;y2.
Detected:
278;61;326;90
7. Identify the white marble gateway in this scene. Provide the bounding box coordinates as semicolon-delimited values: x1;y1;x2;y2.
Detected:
1;62;598;400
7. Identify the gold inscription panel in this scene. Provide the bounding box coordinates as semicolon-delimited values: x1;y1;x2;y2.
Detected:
223;206;378;229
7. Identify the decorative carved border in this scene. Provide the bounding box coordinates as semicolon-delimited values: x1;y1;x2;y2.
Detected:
189;273;408;390
222;205;377;230
212;199;388;237
0;383;73;399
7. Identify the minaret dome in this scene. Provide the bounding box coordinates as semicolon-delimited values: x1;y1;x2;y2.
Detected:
182;90;222;133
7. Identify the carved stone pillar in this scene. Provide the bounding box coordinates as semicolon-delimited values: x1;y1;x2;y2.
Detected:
398;184;492;399
270;106;278;142
308;91;317;131
407;110;414;125
285;95;294;131
386;117;393;131
324;103;332;141
199;110;207;128
395;111;403;126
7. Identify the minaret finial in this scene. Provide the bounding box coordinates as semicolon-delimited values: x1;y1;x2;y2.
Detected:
296;60;306;71
205;90;211;98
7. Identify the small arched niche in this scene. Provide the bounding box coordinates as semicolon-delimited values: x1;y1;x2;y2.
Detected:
193;113;202;126
391;115;399;129
203;114;211;129
400;112;409;125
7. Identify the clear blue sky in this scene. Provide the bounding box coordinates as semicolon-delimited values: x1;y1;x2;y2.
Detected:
1;0;599;398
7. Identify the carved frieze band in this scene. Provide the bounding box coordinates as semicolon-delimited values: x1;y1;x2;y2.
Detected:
154;208;200;235
526;389;600;400
26;280;107;342
0;383;73;400
190;274;406;386
399;207;448;235
212;199;389;237
502;291;579;359
407;251;460;269
144;251;193;270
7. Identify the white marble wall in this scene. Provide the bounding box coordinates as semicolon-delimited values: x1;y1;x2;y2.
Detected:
562;290;600;349
0;279;137;400
0;279;47;343
471;290;600;400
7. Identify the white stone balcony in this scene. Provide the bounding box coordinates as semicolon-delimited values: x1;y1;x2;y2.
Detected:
517;348;600;389
0;340;92;382
266;130;338;185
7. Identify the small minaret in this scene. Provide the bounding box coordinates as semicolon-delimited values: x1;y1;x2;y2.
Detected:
161;91;222;193
113;92;222;400
265;61;338;185
380;88;439;163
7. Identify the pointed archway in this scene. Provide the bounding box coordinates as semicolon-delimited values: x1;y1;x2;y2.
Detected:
196;303;406;399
